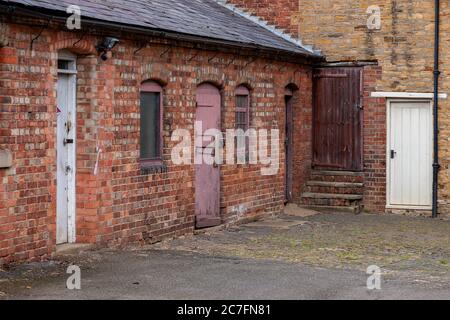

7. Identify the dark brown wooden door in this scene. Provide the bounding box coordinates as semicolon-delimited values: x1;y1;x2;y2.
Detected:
313;67;363;171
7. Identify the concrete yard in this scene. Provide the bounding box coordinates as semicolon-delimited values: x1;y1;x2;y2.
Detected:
1;209;449;300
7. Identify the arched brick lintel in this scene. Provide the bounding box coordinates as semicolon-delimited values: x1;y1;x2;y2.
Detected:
52;34;97;56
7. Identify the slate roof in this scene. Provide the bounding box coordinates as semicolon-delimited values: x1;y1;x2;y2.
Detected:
0;0;321;58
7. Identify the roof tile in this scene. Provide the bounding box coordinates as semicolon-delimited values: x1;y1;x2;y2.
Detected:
2;0;320;57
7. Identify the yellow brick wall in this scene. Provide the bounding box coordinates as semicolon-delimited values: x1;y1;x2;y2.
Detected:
295;0;450;215
295;1;441;91
228;0;450;215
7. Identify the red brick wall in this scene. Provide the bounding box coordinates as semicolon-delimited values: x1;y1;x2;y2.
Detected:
362;65;386;213
291;82;313;198
226;0;299;37
226;0;389;213
0;21;313;264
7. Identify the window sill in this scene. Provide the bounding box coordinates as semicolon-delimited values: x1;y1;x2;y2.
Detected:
140;161;168;175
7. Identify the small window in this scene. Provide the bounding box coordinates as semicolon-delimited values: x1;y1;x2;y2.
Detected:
57;50;77;74
235;86;250;131
58;59;71;70
140;81;163;165
235;86;250;163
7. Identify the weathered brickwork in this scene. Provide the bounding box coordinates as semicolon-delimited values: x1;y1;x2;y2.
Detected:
229;0;450;215
0;19;313;264
362;65;385;213
225;0;300;37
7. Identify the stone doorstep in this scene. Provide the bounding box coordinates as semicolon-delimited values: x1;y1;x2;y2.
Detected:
54;243;94;256
301;192;363;200
283;203;320;217
299;205;362;214
193;214;265;235
311;170;364;176
306;181;364;188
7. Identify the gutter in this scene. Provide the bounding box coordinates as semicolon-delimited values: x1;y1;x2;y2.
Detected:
432;0;440;218
0;2;323;61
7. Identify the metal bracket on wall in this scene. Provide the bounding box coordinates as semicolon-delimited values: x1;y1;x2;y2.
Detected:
242;56;257;70
134;42;147;55
159;47;171;58
208;53;219;63
72;30;89;48
188;51;199;62
30;18;52;50
226;54;238;67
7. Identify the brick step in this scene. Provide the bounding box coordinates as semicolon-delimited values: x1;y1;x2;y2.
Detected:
305;181;364;195
300;192;363;207
310;171;364;183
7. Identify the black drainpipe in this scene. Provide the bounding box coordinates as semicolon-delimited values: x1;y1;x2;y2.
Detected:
432;0;440;218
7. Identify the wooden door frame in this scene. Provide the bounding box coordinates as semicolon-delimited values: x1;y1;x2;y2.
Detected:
57;50;77;244
285;90;294;203
312;67;364;171
386;98;433;210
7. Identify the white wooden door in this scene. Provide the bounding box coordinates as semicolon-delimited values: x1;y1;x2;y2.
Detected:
56;67;77;244
388;100;432;208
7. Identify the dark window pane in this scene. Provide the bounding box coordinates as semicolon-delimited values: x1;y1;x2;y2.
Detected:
140;92;161;160
236;111;247;130
58;60;70;70
236;95;248;109
236;94;249;132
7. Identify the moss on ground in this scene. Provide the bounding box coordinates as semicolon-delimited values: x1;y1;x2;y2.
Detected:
155;213;450;282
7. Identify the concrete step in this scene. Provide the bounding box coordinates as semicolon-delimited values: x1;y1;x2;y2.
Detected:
300;192;363;207
312;170;363;176
305;181;364;195
310;171;364;183
301;193;363;200
298;205;363;214
307;181;364;188
284;203;320;217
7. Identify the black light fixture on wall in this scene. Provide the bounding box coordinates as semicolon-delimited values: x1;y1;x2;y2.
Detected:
97;37;120;61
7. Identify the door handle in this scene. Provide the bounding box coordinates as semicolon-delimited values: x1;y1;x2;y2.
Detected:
390;150;397;159
64;139;74;146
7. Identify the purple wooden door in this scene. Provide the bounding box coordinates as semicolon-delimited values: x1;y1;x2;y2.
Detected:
195;84;221;228
313;67;363;171
285;90;294;202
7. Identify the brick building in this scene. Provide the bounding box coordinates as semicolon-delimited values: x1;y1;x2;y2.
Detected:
1;0;448;266
0;0;322;264
226;0;448;216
